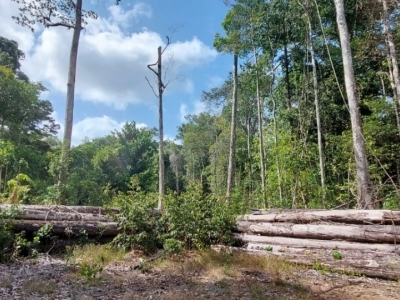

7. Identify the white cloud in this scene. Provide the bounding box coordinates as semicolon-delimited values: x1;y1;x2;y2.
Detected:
207;75;224;89
52;113;147;146
108;3;152;27
0;2;37;53
0;3;218;110
179;100;206;122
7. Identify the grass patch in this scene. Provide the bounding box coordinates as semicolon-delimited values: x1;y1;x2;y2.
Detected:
68;243;125;265
21;278;58;296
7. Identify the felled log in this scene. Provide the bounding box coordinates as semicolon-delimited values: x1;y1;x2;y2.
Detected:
235;234;400;253
241;210;400;225
243;246;400;281
10;209;112;222
0;204;120;215
235;222;400;243
11;220;120;236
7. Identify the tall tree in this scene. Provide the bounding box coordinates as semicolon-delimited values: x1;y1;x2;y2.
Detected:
301;0;326;207
334;0;374;209
382;0;400;112
146;39;172;210
12;0;98;202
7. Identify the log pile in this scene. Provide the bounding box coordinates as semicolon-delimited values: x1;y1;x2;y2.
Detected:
0;204;121;237
235;210;400;280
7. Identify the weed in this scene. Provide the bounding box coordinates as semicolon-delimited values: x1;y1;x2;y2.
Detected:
332;250;342;260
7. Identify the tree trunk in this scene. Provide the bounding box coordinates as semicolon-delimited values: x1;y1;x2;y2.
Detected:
0;204;120;215
58;0;83;203
235;234;399;253
382;0;400;109
16;210;111;222
226;54;238;200
157;46;165;210
306;1;326;208
334;0;374;209
235;222;400;243
254;48;267;208
240;209;400;224
11;220;120;237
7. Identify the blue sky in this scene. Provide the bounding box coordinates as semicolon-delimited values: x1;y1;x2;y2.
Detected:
0;0;232;145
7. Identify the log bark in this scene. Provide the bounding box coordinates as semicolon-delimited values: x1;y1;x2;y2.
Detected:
235;234;400;253
212;245;400;281
0;204;120;215
10;220;120;236
235;222;400;243
15;209;112;222
241;210;400;225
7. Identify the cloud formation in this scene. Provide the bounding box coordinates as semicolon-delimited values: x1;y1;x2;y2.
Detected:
53;113;147;146
0;2;218;110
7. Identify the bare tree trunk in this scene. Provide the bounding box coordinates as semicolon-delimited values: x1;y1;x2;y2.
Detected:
157;46;165;210
254;48;267;208
226;54;238;201
334;0;374;209
58;0;83;203
306;1;326;208
382;0;400;108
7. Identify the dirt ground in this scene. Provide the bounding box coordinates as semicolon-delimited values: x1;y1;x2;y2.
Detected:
0;250;399;300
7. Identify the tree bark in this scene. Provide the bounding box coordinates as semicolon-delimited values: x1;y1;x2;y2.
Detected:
382;0;400;109
8;209;112;222
240;209;400;224
157;46;165;210
254;48;267;208
237;244;400;280
11;220;120;236
306;0;326;208
334;0;374;209
0;204;120;215
235;222;400;243
58;0;83;203
235;234;399;253
226;54;238;201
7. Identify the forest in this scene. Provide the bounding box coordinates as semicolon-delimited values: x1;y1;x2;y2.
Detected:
1;0;400;298
1;0;400;211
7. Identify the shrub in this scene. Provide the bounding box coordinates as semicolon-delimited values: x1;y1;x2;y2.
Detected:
162;182;235;250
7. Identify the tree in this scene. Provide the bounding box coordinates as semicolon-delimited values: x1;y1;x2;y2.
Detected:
11;0;100;203
146;38;174;210
334;0;374;209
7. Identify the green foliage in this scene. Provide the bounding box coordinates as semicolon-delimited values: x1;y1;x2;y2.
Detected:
264;246;273;252
332;250;342;260
12;231;34;258
162;182;235;250
33;223;55;245
163;238;184;255
110;179;160;254
78;261;103;280
0;207;18;262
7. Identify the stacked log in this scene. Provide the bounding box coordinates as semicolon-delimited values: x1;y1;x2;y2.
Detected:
234;210;400;280
0;204;121;237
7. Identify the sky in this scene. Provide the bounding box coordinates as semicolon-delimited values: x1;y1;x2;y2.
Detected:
0;0;232;146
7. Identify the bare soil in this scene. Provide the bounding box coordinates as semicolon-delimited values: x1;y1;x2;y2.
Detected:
0;250;399;300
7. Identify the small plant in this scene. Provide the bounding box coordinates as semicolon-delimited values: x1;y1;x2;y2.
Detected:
77;228;89;245
163;238;184;255
78;261;103;280
34;223;54;244
13;232;34;258
332;250;342;260
264;246;273;252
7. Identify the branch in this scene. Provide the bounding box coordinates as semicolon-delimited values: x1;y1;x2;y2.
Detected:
145;76;159;99
147;63;159;77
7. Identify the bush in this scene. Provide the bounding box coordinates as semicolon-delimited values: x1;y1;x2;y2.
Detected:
0;206;19;262
111;181;236;254
110;185;161;254
162;182;235;250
